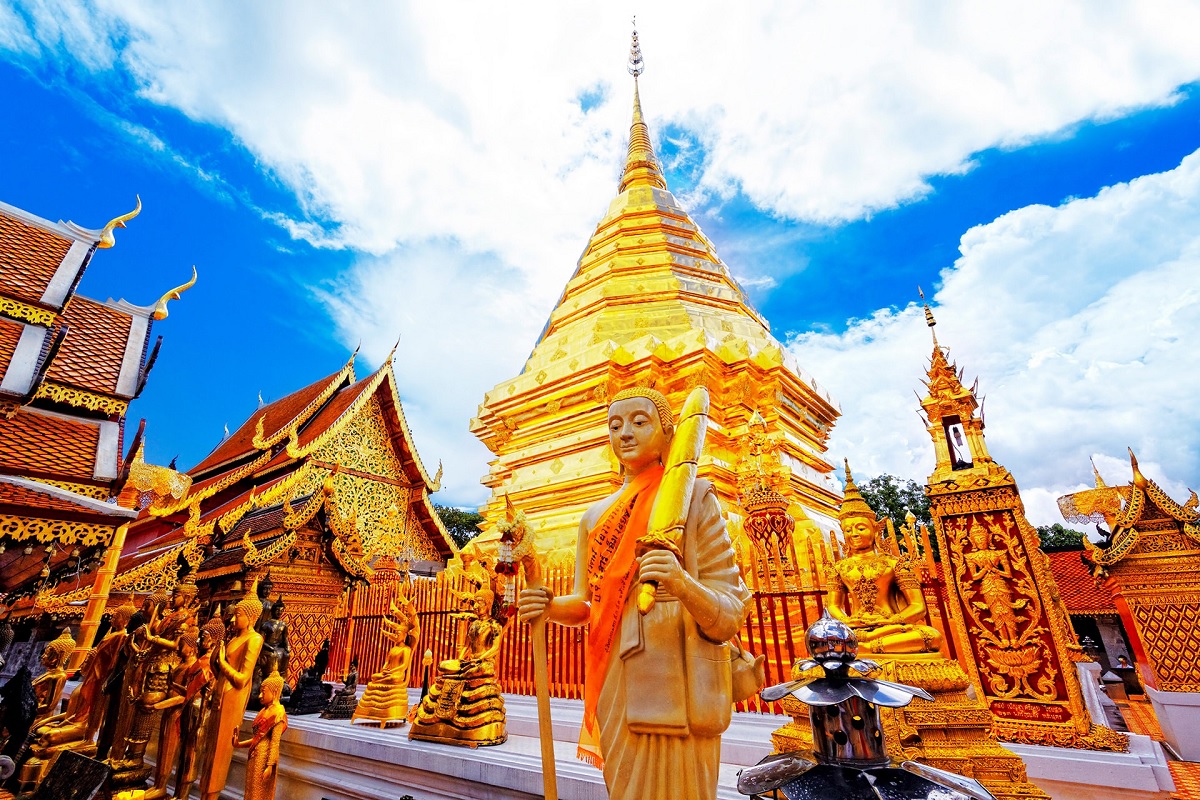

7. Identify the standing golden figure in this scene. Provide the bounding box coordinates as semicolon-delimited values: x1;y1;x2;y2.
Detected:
824;461;942;655
518;386;751;800
235;667;287;800
198;586;264;800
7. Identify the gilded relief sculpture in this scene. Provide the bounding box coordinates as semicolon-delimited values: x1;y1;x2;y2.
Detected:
235;667;287;800
198;586;264;800
353;595;420;728
518;386;752;800
824;461;942;655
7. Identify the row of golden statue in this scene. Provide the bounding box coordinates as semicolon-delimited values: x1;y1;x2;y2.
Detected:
1;386;1036;800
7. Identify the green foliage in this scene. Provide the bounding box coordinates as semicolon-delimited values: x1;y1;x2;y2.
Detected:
434;504;485;549
857;474;932;532
1037;523;1085;551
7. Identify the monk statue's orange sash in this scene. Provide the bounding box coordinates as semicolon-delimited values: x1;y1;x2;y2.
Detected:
578;464;663;768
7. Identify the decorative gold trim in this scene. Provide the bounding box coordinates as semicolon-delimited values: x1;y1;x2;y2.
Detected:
0;297;55;327
251;358;357;451
242;528;296;570
0;514;119;546
32;381;128;416
26;478;109;501
285;361;391;460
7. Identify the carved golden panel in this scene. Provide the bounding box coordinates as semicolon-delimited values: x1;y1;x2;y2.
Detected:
0;514;118;546
32;381;128;416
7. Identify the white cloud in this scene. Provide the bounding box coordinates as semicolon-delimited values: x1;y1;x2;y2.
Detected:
6;2;1200;506
789;150;1200;526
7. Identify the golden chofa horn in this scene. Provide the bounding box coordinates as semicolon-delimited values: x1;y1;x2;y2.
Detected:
97;195;142;249
152;266;197;320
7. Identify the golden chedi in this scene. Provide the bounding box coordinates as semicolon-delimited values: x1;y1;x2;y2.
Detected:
410;587;507;747
353;594;421;728
772;463;1049;800
470;26;840;565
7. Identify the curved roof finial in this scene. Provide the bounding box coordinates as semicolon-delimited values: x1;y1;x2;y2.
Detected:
97;195;142;249
1090;457;1107;489
152;265;197;320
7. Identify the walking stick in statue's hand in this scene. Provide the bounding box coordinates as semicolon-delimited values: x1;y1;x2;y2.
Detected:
499;495;558;800
637;387;710;615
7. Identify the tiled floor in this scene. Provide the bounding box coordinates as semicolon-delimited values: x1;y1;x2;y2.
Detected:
1170;761;1200;800
1119;698;1165;741
1118;698;1200;800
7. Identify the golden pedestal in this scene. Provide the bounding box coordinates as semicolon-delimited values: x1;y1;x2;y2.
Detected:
408;671;508;748
772;654;1049;800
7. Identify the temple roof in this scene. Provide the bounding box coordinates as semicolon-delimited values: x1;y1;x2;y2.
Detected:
0;406;117;484
190;364;354;476
1045;549;1118;616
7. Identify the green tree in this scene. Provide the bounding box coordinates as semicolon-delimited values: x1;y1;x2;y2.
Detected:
1036;523;1084;551
857;474;932;533
435;504;485;549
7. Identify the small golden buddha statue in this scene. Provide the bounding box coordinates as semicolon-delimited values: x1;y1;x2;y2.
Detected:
409;587;507;747
16;603;138;790
352;595;420;728
234;667;287;800
824;461;941;655
31;629;76;725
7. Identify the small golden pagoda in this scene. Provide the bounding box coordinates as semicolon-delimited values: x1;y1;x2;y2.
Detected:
918;302;1125;751
1060;454;1200;761
470;30;841;560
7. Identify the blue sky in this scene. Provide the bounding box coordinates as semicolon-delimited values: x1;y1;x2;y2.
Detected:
3;4;1198;524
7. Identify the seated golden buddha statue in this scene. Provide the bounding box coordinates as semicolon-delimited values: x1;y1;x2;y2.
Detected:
824;461;941;656
352;595;420;728
409;587;507;747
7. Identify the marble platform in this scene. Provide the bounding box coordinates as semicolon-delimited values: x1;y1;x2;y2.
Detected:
218;690;784;800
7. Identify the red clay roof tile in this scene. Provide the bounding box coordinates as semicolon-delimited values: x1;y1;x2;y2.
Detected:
0;210;74;306
1046;549;1117;615
0;318;24;384
47;297;136;396
0;408;100;481
189;369;347;475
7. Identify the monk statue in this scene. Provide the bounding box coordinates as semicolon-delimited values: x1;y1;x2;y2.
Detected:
410;586;506;746
170;616;222;800
198;586;264;800
824;461;941;655
105;590;168;764
16;602;138;789
250;596;290;709
109;575;199;787
518;387;752;799
234;667;287;800
353;596;420;728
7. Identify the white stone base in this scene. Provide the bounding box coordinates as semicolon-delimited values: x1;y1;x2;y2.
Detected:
1144;684;1200;762
217;691;784;800
1007;733;1175;799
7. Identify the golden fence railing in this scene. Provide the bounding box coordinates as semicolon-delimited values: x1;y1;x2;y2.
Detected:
326;550;954;714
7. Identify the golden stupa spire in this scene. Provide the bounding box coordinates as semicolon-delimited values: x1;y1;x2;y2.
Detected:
619;19;667;193
918;285;939;348
1091;457;1107;489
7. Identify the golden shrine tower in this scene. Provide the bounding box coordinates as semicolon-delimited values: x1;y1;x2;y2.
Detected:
470;30;841;558
918;302;1125;751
